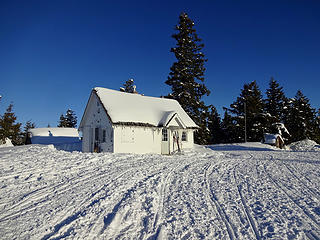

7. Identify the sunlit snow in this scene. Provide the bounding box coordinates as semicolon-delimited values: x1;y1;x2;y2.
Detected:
0;143;319;239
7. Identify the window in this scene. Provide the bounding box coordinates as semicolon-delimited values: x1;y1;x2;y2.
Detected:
182;131;187;141
95;128;99;141
102;130;106;142
162;129;168;141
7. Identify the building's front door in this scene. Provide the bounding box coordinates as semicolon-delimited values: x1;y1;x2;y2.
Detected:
161;128;169;154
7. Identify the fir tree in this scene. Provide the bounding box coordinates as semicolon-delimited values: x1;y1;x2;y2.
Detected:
284;90;317;142
264;77;287;132
221;109;238;143
0;104;22;145
23;120;35;144
58;114;67;127
166;12;210;144
120;79;136;93
315;109;320;143
58;109;77;128
207;106;224;144
227;81;266;142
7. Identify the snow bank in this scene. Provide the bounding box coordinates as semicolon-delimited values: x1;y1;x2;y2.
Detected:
28;128;81;152
29;128;79;137
0;138;13;148
288;139;320;151
208;142;277;151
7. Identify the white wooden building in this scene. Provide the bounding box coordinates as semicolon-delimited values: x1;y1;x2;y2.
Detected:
79;87;198;154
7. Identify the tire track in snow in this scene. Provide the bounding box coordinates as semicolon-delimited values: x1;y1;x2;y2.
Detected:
40;167;138;240
233;163;261;240
204;161;237;240
146;157;194;240
263;160;320;230
281;162;320;201
0;165;125;222
99;172;159;235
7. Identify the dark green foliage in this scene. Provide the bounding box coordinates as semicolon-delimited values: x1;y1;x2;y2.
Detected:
208;106;224;144
221;109;238;143
315;109;320;143
227;81;266;142
0;104;22;145
264;77;287;132
166;12;210;144
284;90;318;143
121;79;136;93
58;109;77;128
23;120;36;144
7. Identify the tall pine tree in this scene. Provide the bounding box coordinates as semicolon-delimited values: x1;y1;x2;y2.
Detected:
284;90;317;143
207;106;224;144
166;12;210;144
227;81;265;142
221;109;238;143
58;109;77;128
0;104;22;145
265;77;287;121
120;79;136;93
23;120;36;144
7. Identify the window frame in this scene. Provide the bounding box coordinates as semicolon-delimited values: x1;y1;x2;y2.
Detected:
162;128;168;141
182;131;187;142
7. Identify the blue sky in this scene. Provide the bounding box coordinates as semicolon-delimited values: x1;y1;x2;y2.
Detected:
1;0;320;127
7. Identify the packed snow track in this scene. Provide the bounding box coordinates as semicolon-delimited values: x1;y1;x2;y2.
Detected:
0;143;319;239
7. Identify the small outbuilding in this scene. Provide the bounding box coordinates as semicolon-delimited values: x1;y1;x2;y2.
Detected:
27;128;81;151
263;133;285;149
79;87;198;154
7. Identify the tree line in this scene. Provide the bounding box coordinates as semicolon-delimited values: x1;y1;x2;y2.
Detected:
1;12;319;146
164;12;320;145
0;106;77;145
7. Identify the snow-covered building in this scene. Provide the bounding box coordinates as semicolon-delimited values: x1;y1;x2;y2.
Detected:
263;133;284;149
79;87;198;154
27;128;82;151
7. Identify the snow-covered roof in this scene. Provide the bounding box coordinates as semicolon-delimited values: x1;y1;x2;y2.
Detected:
29;128;79;137
264;133;283;144
90;87;198;128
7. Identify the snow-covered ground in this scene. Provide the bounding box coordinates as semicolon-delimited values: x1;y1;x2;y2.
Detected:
0;143;319;239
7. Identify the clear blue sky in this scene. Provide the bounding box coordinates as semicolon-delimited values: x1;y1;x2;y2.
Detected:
1;0;319;127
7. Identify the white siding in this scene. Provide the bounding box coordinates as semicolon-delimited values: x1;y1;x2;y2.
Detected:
81;93;113;153
114;126;162;154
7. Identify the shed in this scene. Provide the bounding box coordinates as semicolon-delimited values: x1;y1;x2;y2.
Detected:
79;87;198;154
263;133;284;149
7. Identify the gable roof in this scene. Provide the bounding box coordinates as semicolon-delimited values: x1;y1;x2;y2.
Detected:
81;87;198;129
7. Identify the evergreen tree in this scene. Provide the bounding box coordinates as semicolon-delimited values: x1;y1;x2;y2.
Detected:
207;106;224;144
0;104;22;145
221;109;238;143
166;12;210;144
120;79;136;93
315;109;320;143
58;109;77;128
227;81;266;142
58;114;67;127
23;120;35;144
264;77;287;132
284;90;317;142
